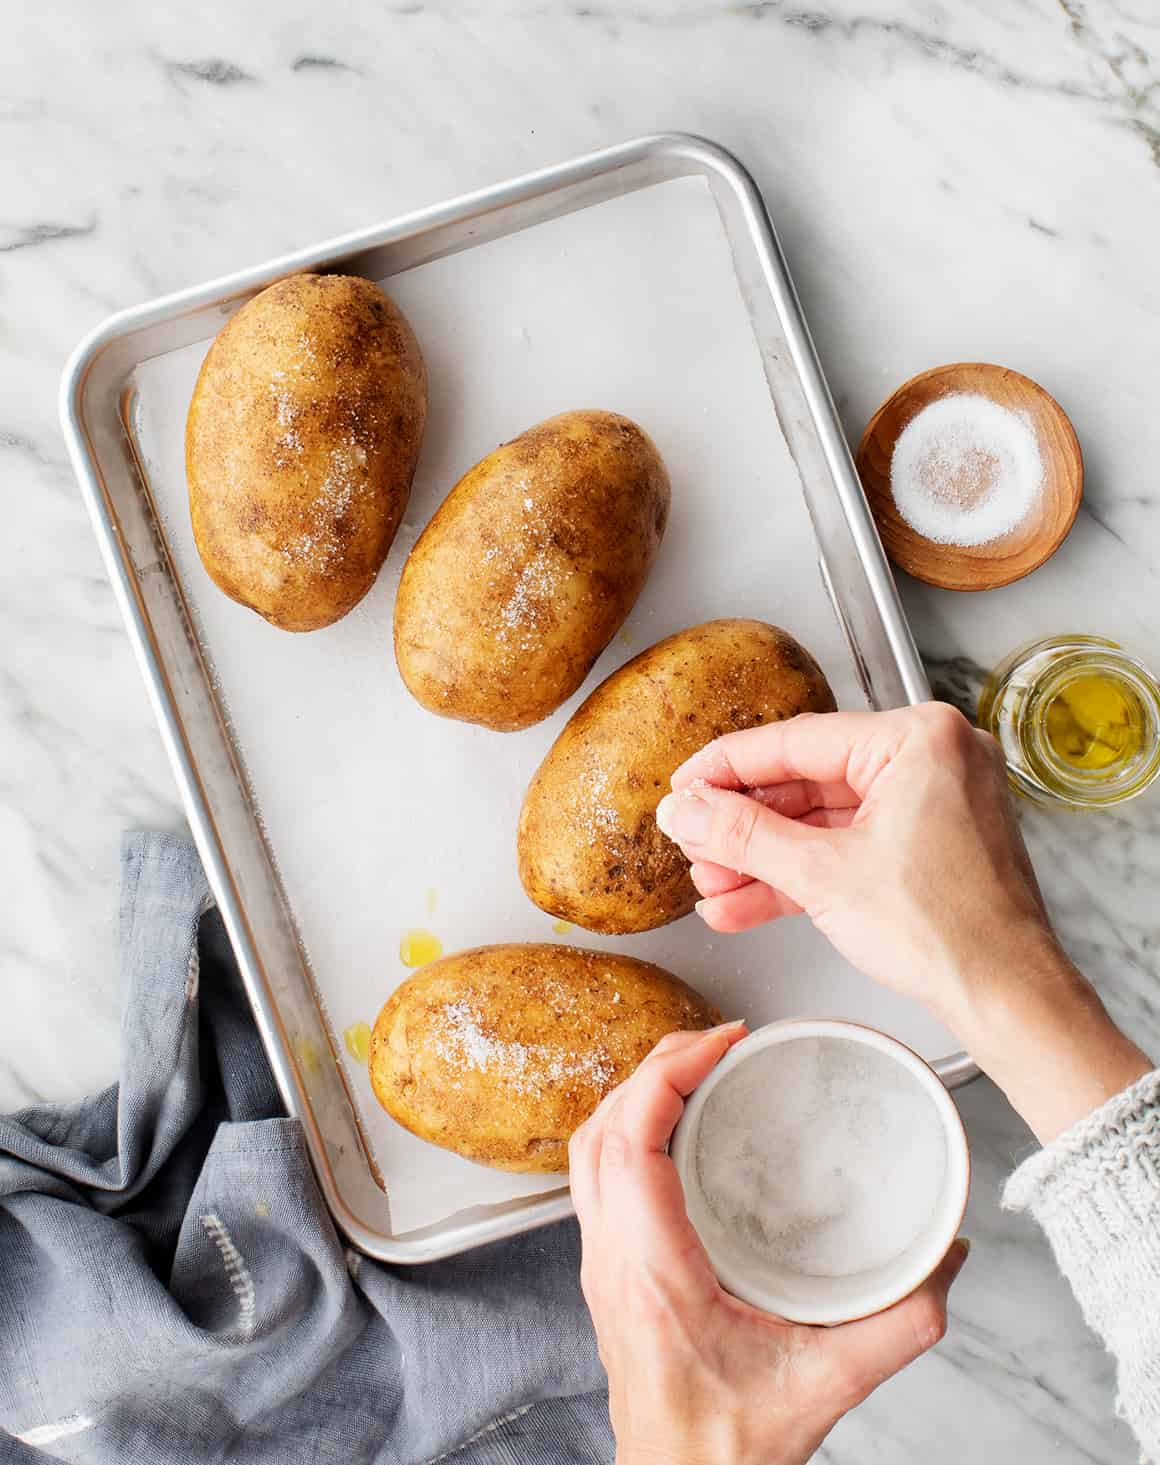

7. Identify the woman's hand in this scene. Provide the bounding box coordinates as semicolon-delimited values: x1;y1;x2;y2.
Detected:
570;1024;969;1465
654;703;1150;1142
659;702;1048;1010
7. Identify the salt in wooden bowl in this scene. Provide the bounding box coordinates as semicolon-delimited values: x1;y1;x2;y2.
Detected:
855;362;1083;592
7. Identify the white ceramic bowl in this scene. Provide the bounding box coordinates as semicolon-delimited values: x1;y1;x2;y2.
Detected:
670;1018;970;1326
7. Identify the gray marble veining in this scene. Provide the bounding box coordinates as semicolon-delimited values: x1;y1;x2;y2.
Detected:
2;2;1158;1459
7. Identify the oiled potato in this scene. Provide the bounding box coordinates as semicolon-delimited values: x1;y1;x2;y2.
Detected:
369;943;720;1172
393;410;670;731
518;619;836;934
187;273;427;632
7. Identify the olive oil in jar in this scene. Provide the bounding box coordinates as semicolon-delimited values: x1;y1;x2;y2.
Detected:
979;636;1160;808
1042;673;1143;771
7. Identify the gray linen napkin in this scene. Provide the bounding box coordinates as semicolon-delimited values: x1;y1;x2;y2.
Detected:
0;833;611;1464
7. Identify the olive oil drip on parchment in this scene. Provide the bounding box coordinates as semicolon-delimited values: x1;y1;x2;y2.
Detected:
342;923;446;1070
400;928;444;968
343;1021;373;1065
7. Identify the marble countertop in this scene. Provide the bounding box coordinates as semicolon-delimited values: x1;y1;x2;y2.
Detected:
4;1;1158;1458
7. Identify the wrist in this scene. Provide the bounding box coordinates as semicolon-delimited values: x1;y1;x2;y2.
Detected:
617;1444;710;1465
613;1414;752;1465
939;922;1083;1042
615;1423;729;1465
944;934;1150;1143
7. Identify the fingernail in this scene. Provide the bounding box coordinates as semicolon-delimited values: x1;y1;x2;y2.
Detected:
703;1020;747;1040
950;1236;971;1271
671;745;715;789
655;789;712;844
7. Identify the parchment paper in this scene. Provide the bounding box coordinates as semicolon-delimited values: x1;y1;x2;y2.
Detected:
132;176;956;1233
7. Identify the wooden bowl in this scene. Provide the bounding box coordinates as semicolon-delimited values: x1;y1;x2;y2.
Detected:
855;363;1082;591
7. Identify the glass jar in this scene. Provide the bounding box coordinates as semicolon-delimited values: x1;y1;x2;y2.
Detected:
978;635;1160;809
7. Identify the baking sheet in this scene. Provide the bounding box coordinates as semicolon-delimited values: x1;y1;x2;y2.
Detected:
130;175;957;1233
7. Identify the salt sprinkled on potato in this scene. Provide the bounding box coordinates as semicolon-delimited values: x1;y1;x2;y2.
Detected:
369;943;719;1172
393;409;670;730
186;273;426;632
518;619;836;934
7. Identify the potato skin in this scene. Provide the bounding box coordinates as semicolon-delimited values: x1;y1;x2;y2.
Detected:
369;943;720;1172
518;619;836;934
186;273;427;632
393;410;670;731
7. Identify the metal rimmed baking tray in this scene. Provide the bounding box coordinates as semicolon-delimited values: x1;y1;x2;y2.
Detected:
61;133;975;1264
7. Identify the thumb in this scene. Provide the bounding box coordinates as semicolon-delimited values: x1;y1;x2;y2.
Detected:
655;783;830;906
820;1239;970;1409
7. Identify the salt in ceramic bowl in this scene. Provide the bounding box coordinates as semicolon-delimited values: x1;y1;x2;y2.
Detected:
670;1018;970;1326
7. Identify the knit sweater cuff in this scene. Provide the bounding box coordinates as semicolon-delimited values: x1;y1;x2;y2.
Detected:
1003;1068;1160;1460
1003;1067;1160;1214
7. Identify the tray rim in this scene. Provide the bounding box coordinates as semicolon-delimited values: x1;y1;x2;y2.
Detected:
60;131;977;1263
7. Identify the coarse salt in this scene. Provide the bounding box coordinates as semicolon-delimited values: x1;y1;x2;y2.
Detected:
431;999;616;1098
694;1036;947;1278
281;440;364;573
889;393;1043;547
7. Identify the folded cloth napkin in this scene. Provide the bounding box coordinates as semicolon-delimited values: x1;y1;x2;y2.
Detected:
0;833;611;1465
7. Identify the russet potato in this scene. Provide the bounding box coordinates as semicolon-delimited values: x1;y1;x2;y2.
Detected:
517;619;836;934
393;409;670;731
368;943;720;1172
186;273;427;632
